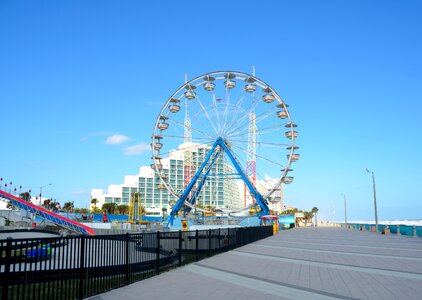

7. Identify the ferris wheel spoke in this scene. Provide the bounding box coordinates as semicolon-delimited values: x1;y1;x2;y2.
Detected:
221;86;234;136
158;140;215;159
161;134;213;143
231;143;284;167
255;124;285;135
256;127;285;136
224;94;246;134
236;93;261;121
167;118;215;140
194;94;219;135
255;106;280;125
211;93;222;135
229;139;290;148
224;114;250;139
224;96;262;137
189;111;219;140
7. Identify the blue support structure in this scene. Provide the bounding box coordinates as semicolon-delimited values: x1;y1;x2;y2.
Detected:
183;148;222;215
218;138;270;216
168;137;270;227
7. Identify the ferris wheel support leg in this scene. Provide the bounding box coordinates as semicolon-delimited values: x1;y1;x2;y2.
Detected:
217;138;270;216
184;148;221;215
167;139;221;228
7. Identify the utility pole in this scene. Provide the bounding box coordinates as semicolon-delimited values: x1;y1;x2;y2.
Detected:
366;169;378;232
341;193;347;227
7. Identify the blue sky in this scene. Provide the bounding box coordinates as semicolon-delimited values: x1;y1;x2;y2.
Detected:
1;0;421;221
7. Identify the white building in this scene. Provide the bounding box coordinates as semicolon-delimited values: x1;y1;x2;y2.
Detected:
91;143;245;214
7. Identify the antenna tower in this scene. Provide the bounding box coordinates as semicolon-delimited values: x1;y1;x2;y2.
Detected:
244;112;257;206
183;75;194;194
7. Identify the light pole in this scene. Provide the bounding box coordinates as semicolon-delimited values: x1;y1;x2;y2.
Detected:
39;183;53;206
366;168;378;232
341;193;347;226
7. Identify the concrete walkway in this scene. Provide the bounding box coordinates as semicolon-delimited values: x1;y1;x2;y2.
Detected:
88;227;422;300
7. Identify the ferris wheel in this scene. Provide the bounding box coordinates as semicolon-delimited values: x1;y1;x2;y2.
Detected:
151;70;299;217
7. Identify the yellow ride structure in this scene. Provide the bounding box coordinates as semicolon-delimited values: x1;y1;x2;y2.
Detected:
128;192;142;224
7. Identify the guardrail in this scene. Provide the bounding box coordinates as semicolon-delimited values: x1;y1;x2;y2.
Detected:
340;223;422;237
0;225;273;299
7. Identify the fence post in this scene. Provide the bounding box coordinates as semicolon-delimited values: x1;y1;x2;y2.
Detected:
2;238;12;300
227;228;230;250
218;228;221;252
178;230;182;267
208;229;212;257
195;230;199;261
125;233;130;285
78;235;86;300
156;231;160;275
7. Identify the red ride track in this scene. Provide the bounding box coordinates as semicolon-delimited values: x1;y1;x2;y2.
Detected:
0;190;95;235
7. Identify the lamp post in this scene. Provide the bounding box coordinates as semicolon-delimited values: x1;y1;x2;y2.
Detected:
39;183;53;206
341;193;347;226
366;168;378;232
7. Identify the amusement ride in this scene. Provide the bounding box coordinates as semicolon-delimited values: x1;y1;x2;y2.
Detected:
150;69;299;227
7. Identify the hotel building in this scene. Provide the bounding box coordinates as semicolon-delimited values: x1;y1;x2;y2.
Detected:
91;143;245;214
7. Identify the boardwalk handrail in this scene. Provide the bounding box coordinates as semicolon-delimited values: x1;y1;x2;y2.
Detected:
0;226;273;299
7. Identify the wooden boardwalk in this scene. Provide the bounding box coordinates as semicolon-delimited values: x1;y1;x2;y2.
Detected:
89;227;422;300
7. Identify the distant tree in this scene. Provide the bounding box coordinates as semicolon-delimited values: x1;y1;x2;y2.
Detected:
303;211;313;225
43;199;51;207
79;208;90;214
280;208;298;215
19;191;31;202
63;202;74;212
117;204;129;215
139;205;147;217
41;198;59;212
92;207;102;214
102;203;117;214
311;207;319;226
50;201;59;212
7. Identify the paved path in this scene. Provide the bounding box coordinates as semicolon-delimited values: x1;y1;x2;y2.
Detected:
88;227;422;300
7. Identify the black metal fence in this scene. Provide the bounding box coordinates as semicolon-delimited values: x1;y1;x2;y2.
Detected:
0;225;272;299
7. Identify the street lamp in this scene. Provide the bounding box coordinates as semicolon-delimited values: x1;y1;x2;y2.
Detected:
341;193;347;226
366;168;378;232
39;183;53;206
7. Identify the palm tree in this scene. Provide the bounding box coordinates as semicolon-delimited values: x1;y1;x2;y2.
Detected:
139;205;147;218
63;202;73;213
19;191;31;201
91;198;98;212
117;204;129;215
102;203;117;214
311;207;319;226
43;199;51;208
280;208;298;215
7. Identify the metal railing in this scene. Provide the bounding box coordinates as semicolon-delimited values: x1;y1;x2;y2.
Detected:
341;223;422;237
0;225;273;299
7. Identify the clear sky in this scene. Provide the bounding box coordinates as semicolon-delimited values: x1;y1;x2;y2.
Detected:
1;0;421;221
